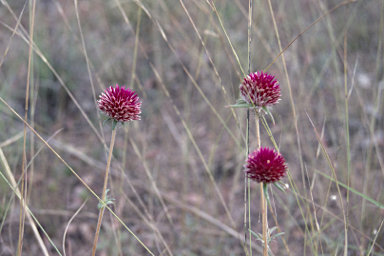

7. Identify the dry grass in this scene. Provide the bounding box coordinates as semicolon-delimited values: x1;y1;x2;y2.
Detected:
0;0;383;255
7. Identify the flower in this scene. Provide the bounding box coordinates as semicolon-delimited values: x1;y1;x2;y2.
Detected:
98;84;141;123
239;71;281;110
244;147;287;183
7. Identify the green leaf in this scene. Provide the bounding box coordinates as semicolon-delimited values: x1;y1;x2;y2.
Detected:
236;99;247;104
103;117;112;125
269;226;278;234
273;182;286;194
263;107;275;125
249;229;262;240
263;182;270;206
229;103;253;108
98;200;115;209
112;119;118;130
97;189;116;209
315;170;384;209
270;232;285;240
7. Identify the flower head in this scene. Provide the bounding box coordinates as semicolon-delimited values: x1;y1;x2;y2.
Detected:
98;84;141;123
239;71;281;110
244;147;287;183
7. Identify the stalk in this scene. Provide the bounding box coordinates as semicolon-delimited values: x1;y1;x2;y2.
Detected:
91;125;117;256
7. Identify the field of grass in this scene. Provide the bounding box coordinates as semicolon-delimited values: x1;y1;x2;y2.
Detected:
0;0;383;255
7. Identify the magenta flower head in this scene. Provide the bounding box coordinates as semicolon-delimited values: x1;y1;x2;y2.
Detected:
98;84;141;123
244;147;287;183
239;71;281;110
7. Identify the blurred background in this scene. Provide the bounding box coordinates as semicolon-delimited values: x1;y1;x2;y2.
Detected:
0;0;383;255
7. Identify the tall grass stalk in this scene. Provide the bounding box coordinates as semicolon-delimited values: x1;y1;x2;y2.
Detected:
246;0;252;254
343;9;351;255
0;148;50;255
130;1;240;232
17;0;36;255
1;0;383;254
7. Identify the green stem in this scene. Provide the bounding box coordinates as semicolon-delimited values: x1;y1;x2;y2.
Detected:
245;108;250;255
247;0;252;253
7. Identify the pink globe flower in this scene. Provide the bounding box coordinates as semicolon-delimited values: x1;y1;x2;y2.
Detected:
98;84;141;123
239;71;281;110
244;147;287;183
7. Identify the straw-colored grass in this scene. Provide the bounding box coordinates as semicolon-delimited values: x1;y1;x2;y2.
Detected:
0;0;383;255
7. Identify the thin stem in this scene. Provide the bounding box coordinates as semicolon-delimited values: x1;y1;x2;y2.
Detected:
245;0;252;256
92;125;118;256
248;178;251;255
261;183;268;256
260;183;268;256
256;112;260;148
17;1;36;254
255;115;267;255
244;108;250;252
343;6;350;255
245;0;252;252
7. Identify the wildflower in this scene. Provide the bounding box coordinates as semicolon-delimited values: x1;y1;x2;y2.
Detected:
239;71;281;110
98;84;141;123
244;147;287;183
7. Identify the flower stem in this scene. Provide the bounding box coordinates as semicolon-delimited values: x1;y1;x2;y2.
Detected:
91;125;118;256
256;114;268;256
244;108;250;254
261;183;268;256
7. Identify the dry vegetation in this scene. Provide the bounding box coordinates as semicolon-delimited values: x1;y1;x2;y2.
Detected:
0;0;383;255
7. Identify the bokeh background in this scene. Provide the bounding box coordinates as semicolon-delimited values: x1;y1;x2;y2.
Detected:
0;0;383;255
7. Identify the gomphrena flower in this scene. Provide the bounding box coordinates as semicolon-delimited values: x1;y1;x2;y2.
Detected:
98;84;141;123
239;71;281;110
244;147;287;183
